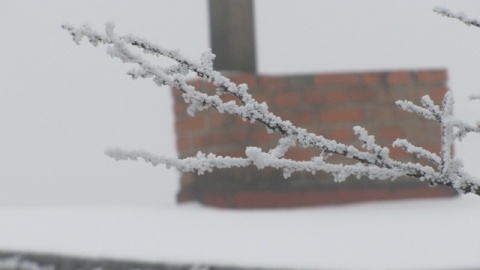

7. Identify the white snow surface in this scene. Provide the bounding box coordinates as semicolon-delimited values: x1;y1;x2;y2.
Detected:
0;196;479;270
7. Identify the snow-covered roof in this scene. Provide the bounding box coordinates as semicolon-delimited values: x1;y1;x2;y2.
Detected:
0;195;478;270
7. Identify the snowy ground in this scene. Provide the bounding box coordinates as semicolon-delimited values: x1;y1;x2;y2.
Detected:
0;195;479;270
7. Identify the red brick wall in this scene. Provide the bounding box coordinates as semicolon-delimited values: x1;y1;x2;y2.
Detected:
172;70;457;208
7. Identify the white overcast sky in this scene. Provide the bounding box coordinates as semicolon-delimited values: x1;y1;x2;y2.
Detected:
1;0;480;207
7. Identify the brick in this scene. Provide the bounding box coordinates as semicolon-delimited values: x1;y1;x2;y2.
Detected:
389;147;411;159
229;129;249;142
177;185;196;203
379;126;404;142
275;91;299;107
171;87;182;97
173;101;187;113
402;123;440;144
362;73;381;86
286;75;315;89
231;74;258;89
326;89;349;103
191;135;207;149
314;73;359;87
386;71;411;85
173;70;453;208
259;76;287;90
220;94;238;103
180;173;195;187
204;130;248;147
428;87;448;104
200;192;235;208
403;87;428;102
236;114;270;127
421;144;441;155
416;70;447;84
368;107;395;121
349;88;375;103
203;82;218;95
187;79;204;90
235;116;254;126
202;132;229;149
251;130;275;144
368;106;418;123
198;186;457;208
328;127;354;142
274;109;292;122
216;149;249;158
291;111;314;125
303;90;323;105
176;137;189;152
208;113;231;128
284;148;313;161
327;154;357;165
175;117;206;132
400;109;432;122
375;88;403;103
319;108;364;123
252;92;269;104
309;126;327;137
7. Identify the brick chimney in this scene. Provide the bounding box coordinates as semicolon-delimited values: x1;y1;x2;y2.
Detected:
209;0;256;73
172;70;457;208
172;0;456;208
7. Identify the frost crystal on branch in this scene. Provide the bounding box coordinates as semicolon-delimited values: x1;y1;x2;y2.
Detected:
63;22;480;196
434;7;480;28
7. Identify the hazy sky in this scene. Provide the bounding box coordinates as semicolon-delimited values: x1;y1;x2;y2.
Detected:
1;1;480;207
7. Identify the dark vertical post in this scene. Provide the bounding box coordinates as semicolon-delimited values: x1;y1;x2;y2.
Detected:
208;0;257;73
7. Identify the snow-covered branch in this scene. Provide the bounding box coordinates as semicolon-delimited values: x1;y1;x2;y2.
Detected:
63;23;480;196
434;7;480;28
105;148;251;175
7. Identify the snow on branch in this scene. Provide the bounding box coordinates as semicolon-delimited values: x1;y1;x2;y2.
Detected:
105;148;251;175
395;98;437;120
434;7;480;28
392;139;441;165
63;23;480;196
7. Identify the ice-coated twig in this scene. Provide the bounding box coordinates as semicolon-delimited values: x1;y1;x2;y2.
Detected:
452;119;480;141
245;146;405;181
353;126;390;160
63;23;480;196
468;94;480;100
439;91;455;182
420;95;442;121
106;148;251;175
434;7;480;28
395;99;436;120
392;139;441;165
268;136;296;158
